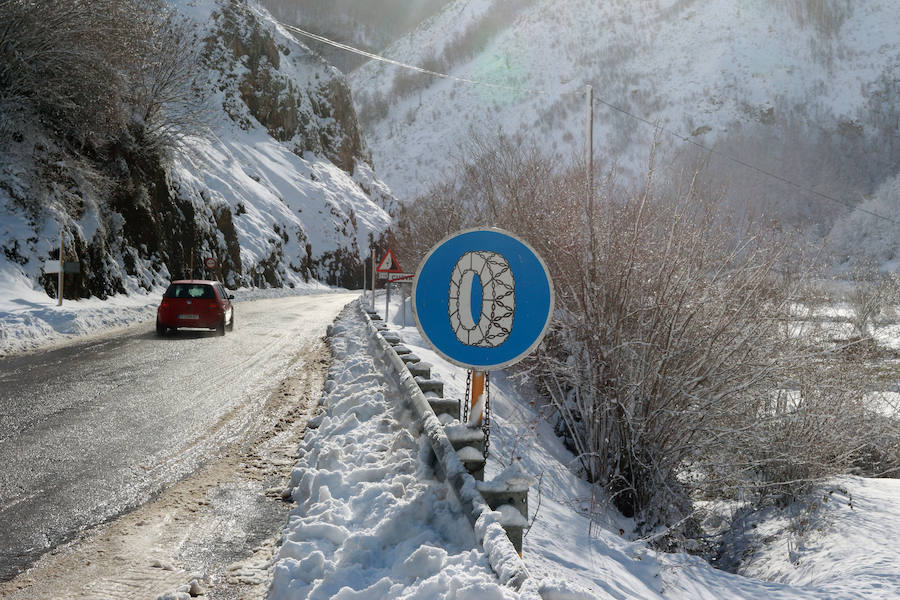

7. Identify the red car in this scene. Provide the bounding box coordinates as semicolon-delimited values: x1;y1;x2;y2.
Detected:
156;280;235;336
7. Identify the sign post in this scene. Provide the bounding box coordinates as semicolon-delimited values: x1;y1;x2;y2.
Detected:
390;276;413;327
401;283;407;327
470;370;486;426
412;228;554;429
44;227;80;306
58;229;63;306
376;249;407;322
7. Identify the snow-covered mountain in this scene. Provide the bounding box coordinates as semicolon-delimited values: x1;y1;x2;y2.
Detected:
0;0;395;301
350;0;900;227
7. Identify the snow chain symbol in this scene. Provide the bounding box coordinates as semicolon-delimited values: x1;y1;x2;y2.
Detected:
448;251;515;347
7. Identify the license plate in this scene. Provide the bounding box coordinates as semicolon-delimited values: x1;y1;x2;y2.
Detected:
178;314;199;320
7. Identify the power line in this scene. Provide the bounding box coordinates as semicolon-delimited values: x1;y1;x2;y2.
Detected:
280;23;531;93
279;20;898;225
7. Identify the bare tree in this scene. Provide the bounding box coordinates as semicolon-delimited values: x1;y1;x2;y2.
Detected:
845;263;900;342
125;5;209;153
0;0;135;143
0;0;206;151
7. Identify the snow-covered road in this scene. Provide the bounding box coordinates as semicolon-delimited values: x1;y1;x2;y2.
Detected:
0;292;356;583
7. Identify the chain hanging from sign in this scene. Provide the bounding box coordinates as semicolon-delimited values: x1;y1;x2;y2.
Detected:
483;372;491;459
463;370;471;424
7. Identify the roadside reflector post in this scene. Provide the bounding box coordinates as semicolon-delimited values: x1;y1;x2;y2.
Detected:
57;225;64;306
469;370;485;426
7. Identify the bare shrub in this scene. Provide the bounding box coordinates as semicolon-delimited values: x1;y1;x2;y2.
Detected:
0;0;206;151
393;131;899;545
540;165;809;529
125;7;209;153
845;263;900;341
0;0;139;143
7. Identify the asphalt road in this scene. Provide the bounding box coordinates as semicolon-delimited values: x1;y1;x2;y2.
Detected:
0;292;358;582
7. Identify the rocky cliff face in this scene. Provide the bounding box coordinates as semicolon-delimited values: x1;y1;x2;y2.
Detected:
212;0;366;172
0;0;394;299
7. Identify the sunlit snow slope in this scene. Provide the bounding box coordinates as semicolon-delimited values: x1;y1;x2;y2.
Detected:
0;0;394;306
351;0;900;206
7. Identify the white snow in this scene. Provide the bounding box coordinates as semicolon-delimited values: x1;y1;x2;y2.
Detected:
1;276;898;597
0;278;333;356
271;290;899;599
741;478;900;599
269;305;522;599
156;0;395;288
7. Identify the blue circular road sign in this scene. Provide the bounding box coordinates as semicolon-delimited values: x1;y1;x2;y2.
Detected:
412;228;554;370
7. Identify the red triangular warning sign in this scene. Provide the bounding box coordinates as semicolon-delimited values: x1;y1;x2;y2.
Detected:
376;249;404;273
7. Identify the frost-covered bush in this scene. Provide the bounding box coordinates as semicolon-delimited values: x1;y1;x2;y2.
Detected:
828;174;900;268
0;0;205;152
843;263;900;341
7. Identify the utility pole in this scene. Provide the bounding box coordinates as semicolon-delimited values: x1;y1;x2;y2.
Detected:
586;85;594;261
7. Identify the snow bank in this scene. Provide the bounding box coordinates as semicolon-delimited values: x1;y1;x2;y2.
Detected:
0;281;335;356
359;303;531;588
269;303;522;599
361;289;900;599
741;478;900;599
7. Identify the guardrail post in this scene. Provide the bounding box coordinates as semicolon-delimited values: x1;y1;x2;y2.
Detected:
477;482;529;556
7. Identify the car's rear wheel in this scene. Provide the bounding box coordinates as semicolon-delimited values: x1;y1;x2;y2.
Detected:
217;318;226;336
227;312;235;332
156;320;166;336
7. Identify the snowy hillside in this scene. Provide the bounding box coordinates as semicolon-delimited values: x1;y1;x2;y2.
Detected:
170;0;396;287
350;0;900;222
0;0;395;308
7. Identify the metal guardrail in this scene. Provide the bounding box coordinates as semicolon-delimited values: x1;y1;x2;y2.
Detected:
357;300;530;590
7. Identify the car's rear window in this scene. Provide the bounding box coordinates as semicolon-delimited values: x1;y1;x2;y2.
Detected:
165;284;216;299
